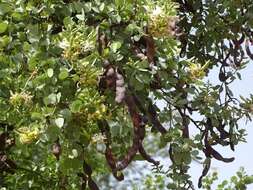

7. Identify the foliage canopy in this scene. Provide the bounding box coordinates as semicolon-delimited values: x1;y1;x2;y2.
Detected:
0;0;253;189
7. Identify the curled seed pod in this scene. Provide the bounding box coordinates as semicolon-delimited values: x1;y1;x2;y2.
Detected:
141;115;149;125
88;179;99;190
139;144;159;166
98;76;107;92
115;86;126;103
233;34;245;47
105;146;125;181
116;86;126;94
83;160;92;176
219;70;227;82
103;60;110;67
204;134;234;163
198;158;211;188
112;171;124;181
106;68;115;77
230;141;235;151
210;146;234;163
116;79;124;87
81;179;87;190
105;148;116;168
217;127;229;140
115;99;142;171
106;77;116;89
0;132;8;151
136;53;147;60
148;103;167;134
138;127;145;140
52;138;61;161
116;73;123;81
77;173;87;190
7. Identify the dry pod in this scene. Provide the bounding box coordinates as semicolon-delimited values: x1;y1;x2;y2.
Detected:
52;138;61;160
106;68;115;77
115;72;126;103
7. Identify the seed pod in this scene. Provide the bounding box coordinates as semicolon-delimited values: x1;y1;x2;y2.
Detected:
83;160;92;176
88;179;99;190
198;158;211;188
98;76;107;92
136;53;147;60
219;71;227;82
81;179;87;190
116;73;123;80
115;86;126;103
116;86;126;94
103;60;110;67
116;79;124;87
112;171;124;181
106;68;115;77
210;147;234;163
139;144;159;166
77;173;87;190
0;133;8;151
115;95;125;103
52;138;61;161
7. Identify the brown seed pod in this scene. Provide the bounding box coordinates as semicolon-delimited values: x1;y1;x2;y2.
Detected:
139;144;159;166
219;70;227;82
52;138;61;161
88;179;99;190
198;158;211;188
115;72;126;103
106;68;115;77
83;160;93;176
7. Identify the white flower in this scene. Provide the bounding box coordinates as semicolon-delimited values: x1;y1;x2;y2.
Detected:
58;38;70;49
152;6;163;16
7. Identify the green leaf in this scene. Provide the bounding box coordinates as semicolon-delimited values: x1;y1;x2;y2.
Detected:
26;24;41;43
59;109;72;121
76;9;85;21
70;100;82;113
11;12;23;21
43;93;58;105
110;41;122;53
176;99;188;106
167;183;177;189
0;22;8;33
244;176;253;184
47;68;54;78
0;3;12;15
31;112;43;121
58;69;69;80
115;0;124;7
63;17;74;29
99;3;105;12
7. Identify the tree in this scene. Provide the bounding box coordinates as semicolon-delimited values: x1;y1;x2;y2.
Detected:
0;0;253;189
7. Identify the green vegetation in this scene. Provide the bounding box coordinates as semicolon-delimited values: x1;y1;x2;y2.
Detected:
1;0;253;189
